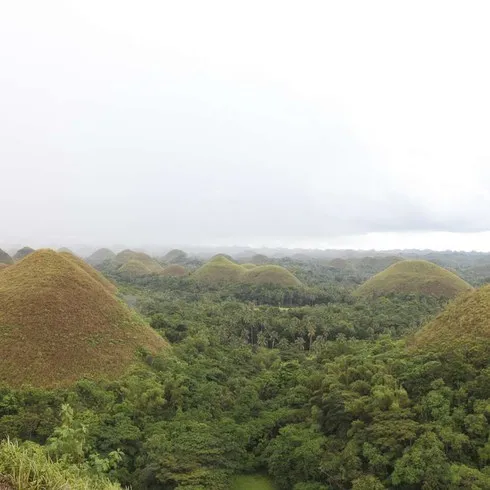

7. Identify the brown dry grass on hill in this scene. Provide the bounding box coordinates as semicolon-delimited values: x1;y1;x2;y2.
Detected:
0;249;166;388
355;260;472;299
412;284;490;351
115;249;163;274
59;251;117;294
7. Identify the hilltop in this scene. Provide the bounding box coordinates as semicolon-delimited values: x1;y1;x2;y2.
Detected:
87;248;116;266
193;256;244;283
193;256;302;286
0;249;13;265
60;251;117;294
355;260;472;299
243;265;302;287
115;249;163;274
412;284;490;350
118;259;153;278
0;249;166;387
13;246;35;261
163;249;188;263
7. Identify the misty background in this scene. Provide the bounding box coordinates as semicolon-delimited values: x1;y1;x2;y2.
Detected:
2;1;490;251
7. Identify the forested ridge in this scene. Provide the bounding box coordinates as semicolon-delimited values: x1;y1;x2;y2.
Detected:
1;253;490;489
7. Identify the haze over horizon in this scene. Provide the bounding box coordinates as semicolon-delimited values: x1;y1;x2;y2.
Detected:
2;1;490;250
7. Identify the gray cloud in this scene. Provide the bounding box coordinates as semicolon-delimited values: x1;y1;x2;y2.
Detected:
1;1;490;248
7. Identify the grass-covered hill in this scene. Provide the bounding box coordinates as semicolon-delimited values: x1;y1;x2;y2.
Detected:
412;284;490;350
163;249;188;263
193;256;302;287
355;259;472;299
0;249;166;387
13;246;35;261
241;263;257;270
118;259;153;278
193;256;245;283
87;248;116;266
0;263;9;272
0;249;13;265
60;251;117;294
161;264;187;277
115;249;163;274
243;265;302;287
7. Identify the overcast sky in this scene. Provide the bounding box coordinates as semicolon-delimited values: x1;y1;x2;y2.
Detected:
2;1;490;250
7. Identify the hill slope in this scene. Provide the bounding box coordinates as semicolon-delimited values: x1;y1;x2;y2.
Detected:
115;249;163;274
243;265;302;287
13;247;35;261
87;248;116;266
413;284;490;350
193;256;244;283
0;249;13;265
161;264;187;277
0;249;166;387
355;260;472;299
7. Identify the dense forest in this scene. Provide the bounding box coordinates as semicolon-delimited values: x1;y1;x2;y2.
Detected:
1;250;490;489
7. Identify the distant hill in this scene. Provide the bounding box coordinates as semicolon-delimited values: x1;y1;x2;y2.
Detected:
250;254;270;265
13;246;35;261
193;256;301;287
87;248;116;266
355;260;472;299
193;256;244;283
242;265;302;287
161;264;187;277
163;249;188;263
115;249;163;274
58;247;75;254
0;249;13;265
118;259;153;278
0;249;166;387
412;284;490;350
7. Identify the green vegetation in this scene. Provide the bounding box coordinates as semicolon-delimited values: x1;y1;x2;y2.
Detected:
243;265;302;287
160;264;187;277
355;259;472;298
233;475;275;490
0;249;166;387
241;263;257;269
193;255;247;283
4;250;490;488
12;247;34;261
86;248;116;266
0;249;13;265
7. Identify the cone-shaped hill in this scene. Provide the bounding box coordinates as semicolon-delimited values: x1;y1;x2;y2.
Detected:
0;249;13;265
412;285;490;350
13;246;35;261
87;248;116;266
0;250;166;387
193;256;244;283
355;260;472;299
59;251;117;294
161;264;187;277
119;259;153;278
115;249;163;274
242;265;302;287
163;249;188;263
193;256;302;287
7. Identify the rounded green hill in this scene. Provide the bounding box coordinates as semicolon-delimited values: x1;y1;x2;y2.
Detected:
13;246;35;261
241;263;257;270
413;284;490;350
243;265;302;287
193;257;302;287
115;249;163;274
0;249;13;265
0;249;166;387
87;248;116;265
163;249;188;263
193;256;244;283
118;259;153;278
355;260;472;299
